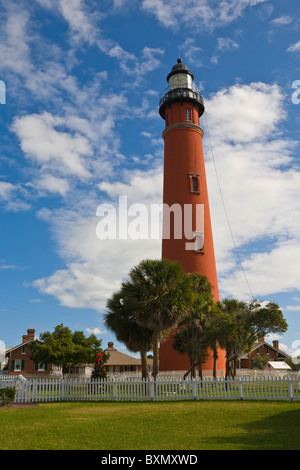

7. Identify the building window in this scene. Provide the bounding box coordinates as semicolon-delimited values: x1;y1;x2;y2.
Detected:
21;346;26;354
186;108;191;121
256;348;260;355
11;359;24;371
189;174;200;193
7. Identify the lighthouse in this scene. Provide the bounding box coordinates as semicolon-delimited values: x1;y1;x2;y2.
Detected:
159;59;226;372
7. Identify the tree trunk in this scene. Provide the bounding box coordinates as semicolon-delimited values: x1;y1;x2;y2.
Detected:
183;360;199;379
212;343;218;379
233;357;238;377
191;362;196;379
197;355;203;380
152;330;159;379
140;348;149;379
225;359;231;380
62;364;70;375
188;353;197;378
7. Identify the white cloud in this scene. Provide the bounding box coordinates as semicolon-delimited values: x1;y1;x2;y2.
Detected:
32;165;163;311
98;167;163;203
0;182;31;212
12;112;92;179
0;7;32;77
141;0;267;30
270;16;293;26
287;41;300;52
7;50;132;198
179;39;202;67
58;0;98;43
0;263;26;270
32;222;161;311
203;82;300;299
107;45;164;80
0;182;17;200
205;82;285;143
0;4;73;102
211;37;239;65
286;305;300;312
35;0;99;44
216;37;239;52
86;327;107;336
34;175;70;196
35;0;164;79
0;0;163;120
218;241;300;299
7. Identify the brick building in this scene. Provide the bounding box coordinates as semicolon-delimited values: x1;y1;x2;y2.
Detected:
238;336;290;369
5;329;50;376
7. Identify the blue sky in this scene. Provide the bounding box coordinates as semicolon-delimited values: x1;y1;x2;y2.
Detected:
0;0;300;360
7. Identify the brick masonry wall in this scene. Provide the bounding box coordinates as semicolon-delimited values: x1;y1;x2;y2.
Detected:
240;344;280;369
9;342;50;375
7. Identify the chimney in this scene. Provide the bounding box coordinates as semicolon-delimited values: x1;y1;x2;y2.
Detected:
22;329;35;343
27;329;35;340
108;342;114;349
273;340;279;350
258;336;264;343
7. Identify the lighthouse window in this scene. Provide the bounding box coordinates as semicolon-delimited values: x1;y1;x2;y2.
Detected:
195;232;204;253
186;108;191;121
189;174;200;193
192;178;198;192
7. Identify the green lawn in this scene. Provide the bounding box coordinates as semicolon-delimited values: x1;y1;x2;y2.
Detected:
0;401;299;450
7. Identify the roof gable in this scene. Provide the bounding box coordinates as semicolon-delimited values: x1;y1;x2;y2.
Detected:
5;339;34;355
238;340;290;360
105;348;142;366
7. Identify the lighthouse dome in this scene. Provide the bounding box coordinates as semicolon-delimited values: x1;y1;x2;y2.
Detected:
159;58;204;119
167;58;194;82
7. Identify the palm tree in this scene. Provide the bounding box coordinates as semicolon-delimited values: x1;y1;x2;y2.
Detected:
105;290;153;379
216;298;251;378
204;303;223;378
123;259;193;379
172;273;214;378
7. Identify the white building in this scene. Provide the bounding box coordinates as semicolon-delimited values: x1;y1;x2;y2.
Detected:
264;361;292;376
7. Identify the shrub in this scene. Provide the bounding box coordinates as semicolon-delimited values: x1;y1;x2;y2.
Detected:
252;356;269;370
0;388;16;406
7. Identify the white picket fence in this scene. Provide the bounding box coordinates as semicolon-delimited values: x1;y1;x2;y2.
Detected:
1;376;300;403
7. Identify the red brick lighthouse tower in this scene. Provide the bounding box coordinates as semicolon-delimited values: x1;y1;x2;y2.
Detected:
158;59;226;372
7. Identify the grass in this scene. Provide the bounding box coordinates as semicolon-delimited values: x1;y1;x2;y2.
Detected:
0;401;299;450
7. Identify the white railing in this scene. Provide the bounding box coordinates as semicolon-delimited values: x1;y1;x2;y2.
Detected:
0;376;299;403
237;369;300;378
